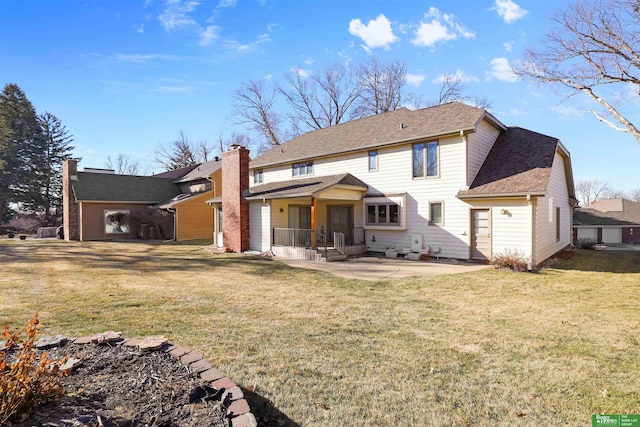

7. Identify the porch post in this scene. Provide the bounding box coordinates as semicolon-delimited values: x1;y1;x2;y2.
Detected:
311;197;317;249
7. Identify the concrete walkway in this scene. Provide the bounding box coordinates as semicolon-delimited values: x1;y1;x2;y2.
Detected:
278;256;489;281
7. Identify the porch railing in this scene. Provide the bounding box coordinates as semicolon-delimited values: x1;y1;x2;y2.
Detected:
273;228;315;248
334;232;345;255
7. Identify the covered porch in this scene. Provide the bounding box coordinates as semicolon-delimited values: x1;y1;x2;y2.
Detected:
246;174;369;261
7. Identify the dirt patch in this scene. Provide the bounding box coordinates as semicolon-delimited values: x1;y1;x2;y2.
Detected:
12;343;228;427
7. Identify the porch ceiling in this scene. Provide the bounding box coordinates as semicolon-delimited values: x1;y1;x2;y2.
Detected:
244;173;368;201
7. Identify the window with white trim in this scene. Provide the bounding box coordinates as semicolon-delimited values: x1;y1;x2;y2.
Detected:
253;169;263;184
368;150;378;172
429;202;443;226
413;141;439;178
292;161;313;177
366;203;399;225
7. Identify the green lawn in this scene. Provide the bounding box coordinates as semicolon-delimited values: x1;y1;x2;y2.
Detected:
1;239;639;426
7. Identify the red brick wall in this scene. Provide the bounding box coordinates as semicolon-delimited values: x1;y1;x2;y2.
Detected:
622;227;640;244
221;146;250;253
63;159;79;241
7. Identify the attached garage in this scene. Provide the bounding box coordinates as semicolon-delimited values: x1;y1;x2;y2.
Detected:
601;227;622;244
577;227;597;241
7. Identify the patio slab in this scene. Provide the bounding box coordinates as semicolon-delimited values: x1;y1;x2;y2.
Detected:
277;255;488;281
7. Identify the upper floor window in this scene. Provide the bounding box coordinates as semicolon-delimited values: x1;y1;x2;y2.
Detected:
413;141;439;178
292;161;313;177
253;169;263;184
368;150;378;172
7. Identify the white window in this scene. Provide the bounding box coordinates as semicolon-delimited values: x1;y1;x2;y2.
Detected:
429;202;443;226
292;161;313;177
105;210;130;234
413;141;439;178
368;150;378;172
366;203;399;225
363;194;407;230
253;169;263;184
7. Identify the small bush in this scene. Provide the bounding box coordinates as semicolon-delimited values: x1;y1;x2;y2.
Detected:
575;238;597;249
0;314;68;425
492;250;530;272
6;216;40;234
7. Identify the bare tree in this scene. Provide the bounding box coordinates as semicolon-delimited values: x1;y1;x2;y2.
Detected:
232;79;284;146
516;0;640;144
576;179;611;206
154;131;215;171
352;57;406;118
105;153;140;175
281;63;361;130
629;188;640;201
603;187;629;199
216;131;253;154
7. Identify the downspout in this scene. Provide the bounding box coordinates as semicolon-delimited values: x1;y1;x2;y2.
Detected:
206;175;216;245
527;194;535;270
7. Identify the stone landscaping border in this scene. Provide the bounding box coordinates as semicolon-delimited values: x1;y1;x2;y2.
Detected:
58;334;258;427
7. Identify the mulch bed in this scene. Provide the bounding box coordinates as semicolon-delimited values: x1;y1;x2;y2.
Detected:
13;343;229;427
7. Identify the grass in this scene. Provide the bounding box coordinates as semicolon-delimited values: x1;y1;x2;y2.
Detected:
1;239;639;426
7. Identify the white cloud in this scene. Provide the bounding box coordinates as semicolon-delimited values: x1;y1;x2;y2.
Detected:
433;69;479;84
224;32;271;52
503;41;513;52
348;14;398;51
217;0;236;7
411;7;475;47
199;25;219;46
290;66;310;78
158;0;200;30
406;73;426;87
133;23;144;33
492;0;528;24
552;104;583;118
486;57;518;82
113;53;182;63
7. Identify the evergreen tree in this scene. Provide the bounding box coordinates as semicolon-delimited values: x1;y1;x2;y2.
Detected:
38;112;75;225
0;84;41;222
0;84;75;225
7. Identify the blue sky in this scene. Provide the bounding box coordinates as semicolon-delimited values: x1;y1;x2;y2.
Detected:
1;0;637;191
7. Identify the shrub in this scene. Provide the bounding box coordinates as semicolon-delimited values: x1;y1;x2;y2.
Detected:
0;314;68;425
492;250;530;272
575;238;597;249
129;207;173;239
6;216;40;234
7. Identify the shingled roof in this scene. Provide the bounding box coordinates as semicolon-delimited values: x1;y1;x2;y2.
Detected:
72;172;180;203
244;173;367;200
574;199;640;226
250;102;504;169
458;127;567;199
174;158;222;183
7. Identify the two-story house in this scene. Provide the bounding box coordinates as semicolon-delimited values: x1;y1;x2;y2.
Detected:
222;102;575;267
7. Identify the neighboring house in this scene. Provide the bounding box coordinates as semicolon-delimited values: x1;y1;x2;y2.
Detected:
62;158;222;242
226;102;575;266
157;159;222;242
573;199;640;244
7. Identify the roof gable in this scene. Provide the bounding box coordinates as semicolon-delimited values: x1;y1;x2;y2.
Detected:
251;102;504;169
458;127;560;198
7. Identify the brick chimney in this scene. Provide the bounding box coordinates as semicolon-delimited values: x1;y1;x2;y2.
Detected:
221;145;250;253
63;159;79;241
